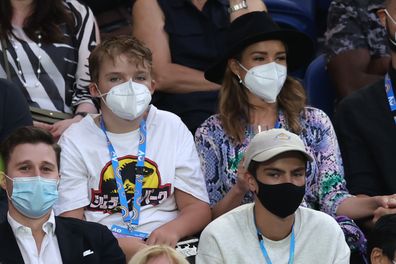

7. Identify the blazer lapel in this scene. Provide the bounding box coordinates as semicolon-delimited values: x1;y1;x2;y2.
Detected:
0;221;24;264
55;217;83;264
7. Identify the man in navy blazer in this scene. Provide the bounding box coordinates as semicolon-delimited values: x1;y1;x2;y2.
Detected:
0;126;125;264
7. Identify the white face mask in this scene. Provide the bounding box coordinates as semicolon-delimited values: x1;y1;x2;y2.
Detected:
97;79;152;120
238;62;287;103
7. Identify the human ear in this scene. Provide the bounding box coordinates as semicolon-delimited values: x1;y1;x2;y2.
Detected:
247;173;258;193
0;172;5;190
148;79;156;95
89;83;100;97
228;59;243;80
377;9;387;28
370;247;386;264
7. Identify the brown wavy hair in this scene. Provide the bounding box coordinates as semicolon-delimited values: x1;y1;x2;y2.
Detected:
219;66;307;143
0;0;74;43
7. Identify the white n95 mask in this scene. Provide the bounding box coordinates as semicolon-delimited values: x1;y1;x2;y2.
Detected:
98;79;152;120
239;62;287;103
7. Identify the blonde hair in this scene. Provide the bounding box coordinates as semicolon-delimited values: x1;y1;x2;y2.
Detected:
128;245;189;264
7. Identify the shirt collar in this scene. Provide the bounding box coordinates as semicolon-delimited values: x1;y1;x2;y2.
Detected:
8;210;56;236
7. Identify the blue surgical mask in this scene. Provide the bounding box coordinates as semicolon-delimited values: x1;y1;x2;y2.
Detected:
5;175;58;219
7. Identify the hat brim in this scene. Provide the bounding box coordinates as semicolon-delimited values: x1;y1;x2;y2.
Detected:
205;29;314;84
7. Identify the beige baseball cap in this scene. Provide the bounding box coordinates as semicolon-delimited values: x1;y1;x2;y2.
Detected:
243;128;313;169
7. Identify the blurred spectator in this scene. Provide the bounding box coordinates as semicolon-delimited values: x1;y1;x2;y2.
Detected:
334;0;396;230
0;0;99;138
132;0;267;133
79;0;132;40
367;214;396;264
325;0;390;99
129;245;189;264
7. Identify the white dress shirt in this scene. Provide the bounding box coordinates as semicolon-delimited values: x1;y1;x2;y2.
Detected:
8;210;63;264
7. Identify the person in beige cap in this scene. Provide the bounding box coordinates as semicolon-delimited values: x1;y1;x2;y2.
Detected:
196;128;350;264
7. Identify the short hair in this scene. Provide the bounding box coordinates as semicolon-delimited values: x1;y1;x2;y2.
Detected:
88;35;153;83
0;126;61;173
128;245;189;264
367;214;396;262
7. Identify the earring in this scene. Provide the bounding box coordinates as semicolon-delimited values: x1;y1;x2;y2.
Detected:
237;74;243;84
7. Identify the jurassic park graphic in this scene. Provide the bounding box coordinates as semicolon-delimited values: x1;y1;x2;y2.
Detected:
88;155;171;213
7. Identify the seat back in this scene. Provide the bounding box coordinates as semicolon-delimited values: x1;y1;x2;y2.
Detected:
265;0;317;41
304;54;336;118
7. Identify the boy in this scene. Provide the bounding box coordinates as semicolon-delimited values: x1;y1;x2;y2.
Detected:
196;128;350;263
53;36;211;259
368;214;396;264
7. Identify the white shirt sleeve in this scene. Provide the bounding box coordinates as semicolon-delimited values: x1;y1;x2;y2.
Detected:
53;132;91;215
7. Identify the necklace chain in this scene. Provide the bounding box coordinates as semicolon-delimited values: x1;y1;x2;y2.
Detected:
12;31;42;88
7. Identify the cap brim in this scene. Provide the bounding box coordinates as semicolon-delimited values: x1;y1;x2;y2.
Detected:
246;146;313;169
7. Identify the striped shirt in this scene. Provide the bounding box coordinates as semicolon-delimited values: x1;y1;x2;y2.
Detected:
0;0;98;113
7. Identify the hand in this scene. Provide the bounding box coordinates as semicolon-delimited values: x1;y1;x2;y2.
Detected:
33;120;53;131
50;116;83;139
374;194;396;209
235;159;250;194
146;224;181;247
117;236;147;260
372;206;396;224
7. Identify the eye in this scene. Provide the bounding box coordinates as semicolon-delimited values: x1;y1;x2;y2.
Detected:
293;171;305;177
109;76;121;82
266;171;280;178
133;74;147;82
42;166;54;172
275;55;287;62
18;165;30;172
252;56;266;62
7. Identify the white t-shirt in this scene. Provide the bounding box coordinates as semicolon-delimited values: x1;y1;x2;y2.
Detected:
196;203;350;264
53;106;209;233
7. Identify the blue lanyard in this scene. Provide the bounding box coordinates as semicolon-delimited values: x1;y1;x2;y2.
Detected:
385;74;396;124
257;228;295;264
100;117;147;230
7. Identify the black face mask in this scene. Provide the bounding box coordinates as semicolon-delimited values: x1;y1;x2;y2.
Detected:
255;180;305;218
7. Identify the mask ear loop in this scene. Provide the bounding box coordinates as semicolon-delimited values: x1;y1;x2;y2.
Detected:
1;172;13;200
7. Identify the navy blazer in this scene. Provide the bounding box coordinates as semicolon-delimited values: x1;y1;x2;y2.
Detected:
0;216;125;264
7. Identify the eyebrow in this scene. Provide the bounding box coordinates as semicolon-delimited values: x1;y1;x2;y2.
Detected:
262;166;306;173
14;160;56;167
250;51;286;56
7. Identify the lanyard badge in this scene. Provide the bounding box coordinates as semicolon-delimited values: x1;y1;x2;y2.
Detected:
100;117;148;239
385;74;396;124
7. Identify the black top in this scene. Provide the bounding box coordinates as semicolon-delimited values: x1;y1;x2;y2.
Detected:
153;0;229;132
0;78;32;224
334;67;396;196
0;79;32;142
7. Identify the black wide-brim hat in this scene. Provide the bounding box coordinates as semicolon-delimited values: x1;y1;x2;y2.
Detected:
205;11;314;84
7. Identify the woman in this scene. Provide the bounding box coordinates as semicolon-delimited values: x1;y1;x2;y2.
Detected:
0;0;99;137
195;11;396;261
132;0;267;134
